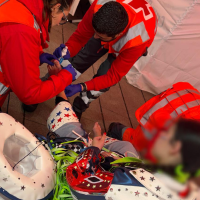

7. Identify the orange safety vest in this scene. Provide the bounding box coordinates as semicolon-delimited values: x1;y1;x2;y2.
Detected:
136;82;200;140
94;0;157;54
122;82;200;162
0;0;41;106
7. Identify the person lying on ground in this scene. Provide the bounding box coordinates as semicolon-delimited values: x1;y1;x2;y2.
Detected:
46;82;200;200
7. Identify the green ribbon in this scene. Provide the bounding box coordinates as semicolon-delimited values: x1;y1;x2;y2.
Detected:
174;165;190;184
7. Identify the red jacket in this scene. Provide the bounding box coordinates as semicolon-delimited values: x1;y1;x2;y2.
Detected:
66;0;156;91
0;0;72;105
123;82;200;161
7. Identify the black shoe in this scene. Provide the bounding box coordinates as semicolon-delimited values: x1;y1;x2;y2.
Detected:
22;103;38;112
107;122;116;137
107;122;126;140
73;96;89;120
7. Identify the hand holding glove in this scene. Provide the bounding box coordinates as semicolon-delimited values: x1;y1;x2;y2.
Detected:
64;84;82;97
47;60;62;76
40;53;57;66
53;44;70;60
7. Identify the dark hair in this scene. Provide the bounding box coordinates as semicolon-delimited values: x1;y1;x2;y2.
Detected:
114;119;200;181
175;118;200;174
92;1;128;38
43;0;73;31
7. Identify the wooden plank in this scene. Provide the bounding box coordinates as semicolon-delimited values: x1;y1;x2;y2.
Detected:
45;25;63;54
7;93;24;124
92;54;131;129
142;90;155;102
25;98;55;126
1;94;9;113
101;108;131;132
80;116;105;135
63;23;77;43
119;77;146;129
24;119;48;137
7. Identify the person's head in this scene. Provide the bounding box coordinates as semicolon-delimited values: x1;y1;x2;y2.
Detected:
151;118;200;174
43;0;73;29
92;1;128;42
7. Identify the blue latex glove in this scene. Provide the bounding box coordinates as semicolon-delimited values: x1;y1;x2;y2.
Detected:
53;44;70;60
40;53;57;66
65;84;82;97
63;64;77;81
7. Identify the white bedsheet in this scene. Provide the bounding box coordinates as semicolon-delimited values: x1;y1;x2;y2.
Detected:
126;0;200;94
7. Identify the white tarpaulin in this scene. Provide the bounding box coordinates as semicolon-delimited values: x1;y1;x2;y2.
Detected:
126;0;200;94
69;0;80;16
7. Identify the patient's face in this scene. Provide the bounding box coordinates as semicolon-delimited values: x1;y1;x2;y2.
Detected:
151;124;182;166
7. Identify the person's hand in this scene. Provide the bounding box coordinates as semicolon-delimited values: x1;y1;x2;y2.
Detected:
92;132;107;150
93;122;102;137
40;53;57;66
64;84;82;97
53;44;70;60
63;64;77;81
47;60;62;76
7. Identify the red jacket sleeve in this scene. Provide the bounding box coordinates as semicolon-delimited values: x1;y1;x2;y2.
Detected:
85;41;152;91
65;0;97;57
0;23;72;105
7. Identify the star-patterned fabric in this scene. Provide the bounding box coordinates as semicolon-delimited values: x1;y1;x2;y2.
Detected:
105;169;197;200
105;184;160;200
104;136;119;146
0;113;56;200
47;101;79;132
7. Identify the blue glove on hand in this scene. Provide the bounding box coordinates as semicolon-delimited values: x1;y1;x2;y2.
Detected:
65;84;82;97
53;44;70;60
40;53;57;66
63;64;77;81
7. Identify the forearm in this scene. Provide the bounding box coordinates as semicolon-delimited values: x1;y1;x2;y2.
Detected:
85;68;121;91
11;70;72;105
65;0;97;57
85;44;149;91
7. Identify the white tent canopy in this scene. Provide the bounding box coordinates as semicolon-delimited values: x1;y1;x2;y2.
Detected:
126;0;200;94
